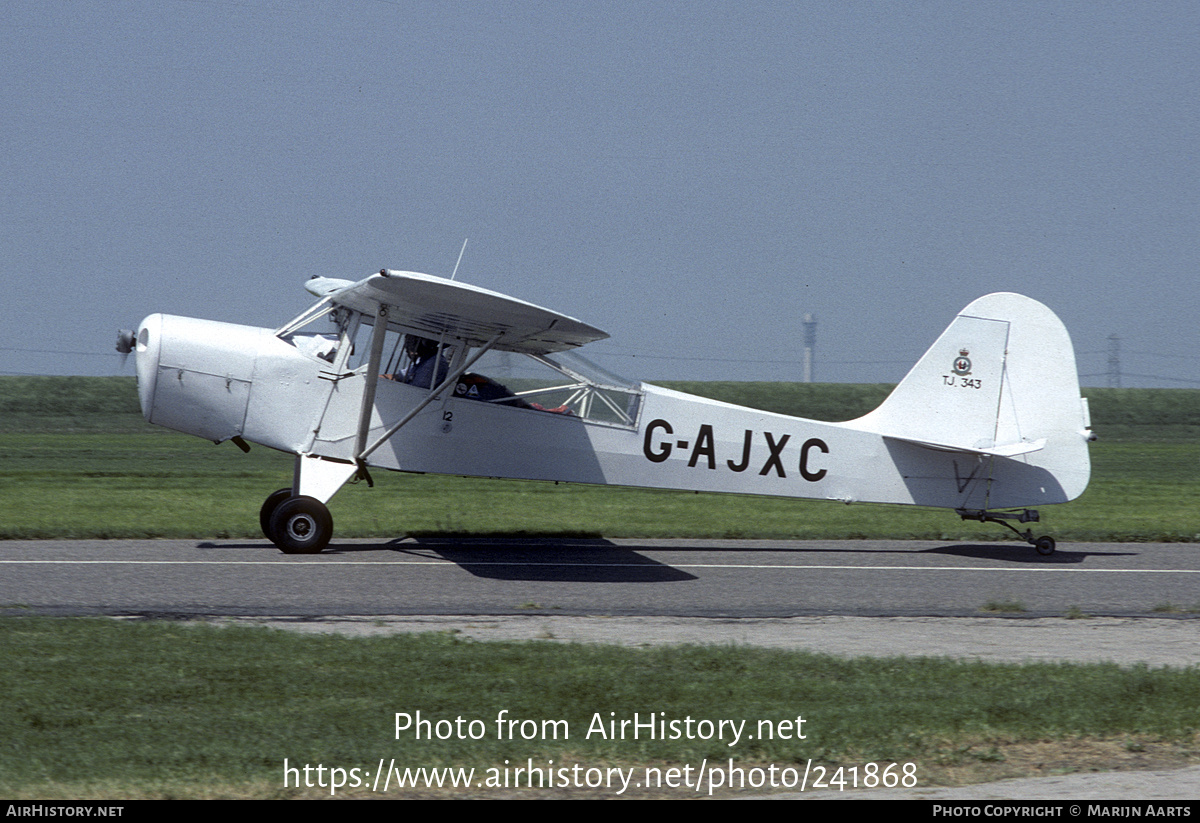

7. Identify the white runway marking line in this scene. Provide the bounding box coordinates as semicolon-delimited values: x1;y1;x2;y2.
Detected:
0;559;1197;574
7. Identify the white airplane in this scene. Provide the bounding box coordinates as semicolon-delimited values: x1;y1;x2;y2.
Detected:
117;270;1094;556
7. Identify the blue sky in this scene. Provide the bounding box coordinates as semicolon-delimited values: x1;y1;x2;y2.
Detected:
4;1;1197;386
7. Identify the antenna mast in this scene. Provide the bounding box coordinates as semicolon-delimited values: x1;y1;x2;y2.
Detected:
450;238;468;281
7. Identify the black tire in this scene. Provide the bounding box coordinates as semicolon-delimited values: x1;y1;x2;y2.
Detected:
259;488;293;541
269;496;333;554
1034;536;1056;556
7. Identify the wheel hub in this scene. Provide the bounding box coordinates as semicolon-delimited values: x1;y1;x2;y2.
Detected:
287;515;315;540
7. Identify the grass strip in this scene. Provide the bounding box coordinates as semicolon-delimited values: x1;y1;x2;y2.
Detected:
1;618;1197;798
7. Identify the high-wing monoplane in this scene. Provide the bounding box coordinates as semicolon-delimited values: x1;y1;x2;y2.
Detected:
117;270;1094;555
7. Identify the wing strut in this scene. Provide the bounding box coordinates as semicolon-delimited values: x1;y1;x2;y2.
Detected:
353;304;391;461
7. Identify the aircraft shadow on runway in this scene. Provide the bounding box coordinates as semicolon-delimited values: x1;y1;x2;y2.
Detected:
195;538;1137;575
197;537;697;582
381;537;696;582
919;544;1136;564
396;538;1137;568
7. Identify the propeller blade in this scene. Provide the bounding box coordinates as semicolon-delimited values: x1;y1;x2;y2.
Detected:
116;329;136;355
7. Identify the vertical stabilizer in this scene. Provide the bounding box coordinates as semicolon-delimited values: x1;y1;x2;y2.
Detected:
853;293;1092;501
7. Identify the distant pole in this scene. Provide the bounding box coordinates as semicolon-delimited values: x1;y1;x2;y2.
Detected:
1107;334;1122;388
802;313;817;383
497;351;514;377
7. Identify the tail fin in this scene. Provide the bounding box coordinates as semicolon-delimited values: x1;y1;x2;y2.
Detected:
854;293;1092;501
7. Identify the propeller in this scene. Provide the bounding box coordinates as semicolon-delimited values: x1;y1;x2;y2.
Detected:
116;329;136;368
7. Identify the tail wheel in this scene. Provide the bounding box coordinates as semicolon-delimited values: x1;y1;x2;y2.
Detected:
259;488;293;541
269;496;333;554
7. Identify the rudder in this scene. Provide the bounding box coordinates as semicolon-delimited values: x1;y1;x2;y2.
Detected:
853;293;1092;501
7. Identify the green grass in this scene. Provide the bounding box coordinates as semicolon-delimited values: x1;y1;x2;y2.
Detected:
1;618;1198;798
0;378;1197;541
980;600;1026;614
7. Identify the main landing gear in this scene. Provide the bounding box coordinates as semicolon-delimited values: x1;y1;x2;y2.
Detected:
260;488;333;554
957;508;1056;556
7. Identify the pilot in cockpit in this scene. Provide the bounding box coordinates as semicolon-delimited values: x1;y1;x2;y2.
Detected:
399;336;449;389
396;335;558;412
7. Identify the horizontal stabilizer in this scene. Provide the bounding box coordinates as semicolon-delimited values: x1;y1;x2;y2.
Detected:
884;435;1046;458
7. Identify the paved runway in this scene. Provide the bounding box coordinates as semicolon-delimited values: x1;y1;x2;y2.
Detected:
2;537;1198;619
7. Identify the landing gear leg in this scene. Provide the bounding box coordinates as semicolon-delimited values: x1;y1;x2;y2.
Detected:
956;508;1056;556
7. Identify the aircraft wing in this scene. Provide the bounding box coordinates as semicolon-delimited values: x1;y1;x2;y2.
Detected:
313;270;609;355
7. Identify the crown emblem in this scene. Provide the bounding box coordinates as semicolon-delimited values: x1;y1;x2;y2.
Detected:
952;349;972;376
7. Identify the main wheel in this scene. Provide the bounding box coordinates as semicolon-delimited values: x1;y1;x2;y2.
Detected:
269;496;333;554
1034;536;1056;556
259;488;293;541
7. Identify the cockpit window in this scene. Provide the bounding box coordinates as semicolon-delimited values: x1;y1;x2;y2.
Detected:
277;299;347;364
466;349;642;427
276;303;641;427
